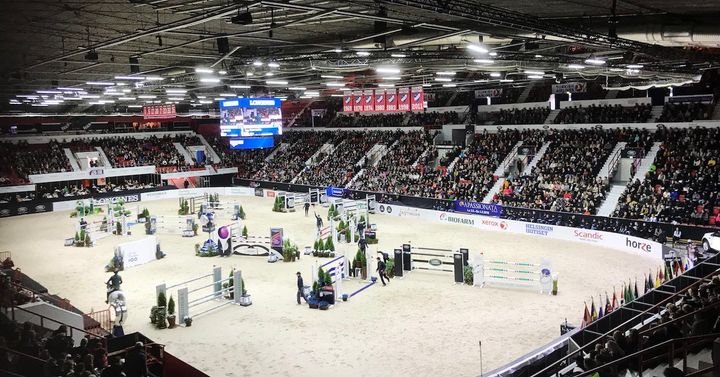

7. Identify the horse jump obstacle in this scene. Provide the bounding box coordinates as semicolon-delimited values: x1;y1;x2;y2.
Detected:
393;244;468;283
149;215;195;237
156;266;243;321
470;255;553;294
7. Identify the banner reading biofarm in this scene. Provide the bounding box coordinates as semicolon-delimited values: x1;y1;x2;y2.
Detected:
325;187;345;198
454;200;502;217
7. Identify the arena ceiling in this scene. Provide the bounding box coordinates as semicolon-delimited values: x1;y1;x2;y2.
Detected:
1;0;719;111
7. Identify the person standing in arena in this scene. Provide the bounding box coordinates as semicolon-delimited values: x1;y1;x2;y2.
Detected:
376;257;389;286
672;227;681;247
314;212;323;236
296;272;307;304
304;201;310;217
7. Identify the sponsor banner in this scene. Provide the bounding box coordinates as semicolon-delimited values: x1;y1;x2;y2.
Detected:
343;94;353;112
325;187;345;198
92;194;140;206
375;91;386;112
353;91;363;112
525;223;554;236
398;87;410;112
224;186;255;196
411;87;424;111
118;236;158;269
254;187;264;197
265;190;276;198
53;200;79;212
474;88;503;98
364;90;375;112
667;94;714;104
229;137;274;150
141;190;177;202
438;212;476;227
386;90;398;112
88;168;105;177
454;200;502;217
552;82;587;94
0;201;53;217
270;227;284;252
143;104;176;120
372;202;662;260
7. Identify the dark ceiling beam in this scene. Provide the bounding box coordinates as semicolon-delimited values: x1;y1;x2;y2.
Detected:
373;0;703;61
24;2;263;71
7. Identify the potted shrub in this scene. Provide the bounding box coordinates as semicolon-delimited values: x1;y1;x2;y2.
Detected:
84;233;92;247
192;223;199;236
463;265;474;285
325;237;335;252
552;274;558;296
167;295;176;328
242;225;248;238
239;206;246;220
74;232;81;246
149;306;158;324
385;258;395;278
145;221;152;235
194;243;200;255
116;222;122;236
239;278;251;306
184;316;193;327
354;249;367;279
223;270;235;299
156;292;167;329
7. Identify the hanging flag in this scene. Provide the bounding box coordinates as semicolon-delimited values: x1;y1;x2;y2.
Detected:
659;266;665;282
605;292;612;314
611;288;618;310
634;278;639;299
590;297;597;321
655;269;662;288
581;302;591;328
678;260;685;274
629;279;635;301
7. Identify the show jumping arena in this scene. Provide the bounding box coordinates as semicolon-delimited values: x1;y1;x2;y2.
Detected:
0;194;660;377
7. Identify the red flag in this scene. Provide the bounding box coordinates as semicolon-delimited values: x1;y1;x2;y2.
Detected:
581;302;591;328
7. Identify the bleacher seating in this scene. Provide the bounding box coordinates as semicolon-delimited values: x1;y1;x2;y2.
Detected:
613;127;720;225
657;102;713;122
555;104;652;124
0;141;71;184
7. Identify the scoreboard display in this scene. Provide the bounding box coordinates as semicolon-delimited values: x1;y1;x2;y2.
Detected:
220;98;282;137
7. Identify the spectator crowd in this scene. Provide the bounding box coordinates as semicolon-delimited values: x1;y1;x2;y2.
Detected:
555;104;652;124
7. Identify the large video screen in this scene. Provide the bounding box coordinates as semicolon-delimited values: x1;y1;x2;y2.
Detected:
220;97;282;137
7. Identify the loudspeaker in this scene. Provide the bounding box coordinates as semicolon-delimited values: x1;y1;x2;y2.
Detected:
217;37;230;54
129;57;139;73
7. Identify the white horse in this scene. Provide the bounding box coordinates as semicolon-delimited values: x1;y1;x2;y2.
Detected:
107;290;128;326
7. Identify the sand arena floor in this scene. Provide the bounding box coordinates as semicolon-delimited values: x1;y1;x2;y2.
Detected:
0;195;659;377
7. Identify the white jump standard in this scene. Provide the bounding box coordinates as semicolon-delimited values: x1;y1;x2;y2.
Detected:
470;255;553;294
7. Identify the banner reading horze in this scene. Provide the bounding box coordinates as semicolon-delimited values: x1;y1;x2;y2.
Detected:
454;200;502;217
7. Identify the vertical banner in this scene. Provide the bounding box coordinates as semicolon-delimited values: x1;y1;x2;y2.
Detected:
343;93;353;112
411;86;424;111
386;89;398;112
353;90;363;112
364;90;375;112
270;227;284;254
398;87;410;112
375;90;386;112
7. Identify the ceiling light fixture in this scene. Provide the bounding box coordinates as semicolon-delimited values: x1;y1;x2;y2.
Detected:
390;53;406;58
436;71;456;76
434;77;452;82
626;64;644;69
268;62;280;68
524;70;545;75
200;77;221;83
195;68;214;73
266;80;288;85
86;81;115;86
442;83;457;87
321;75;343;79
585;58;606;65
324;82;345;87
356;51;370;56
288;87;307;91
229;85;251;89
466;44;488;53
474;59;494;64
567;64;585;69
115;75;145;80
376;67;400;74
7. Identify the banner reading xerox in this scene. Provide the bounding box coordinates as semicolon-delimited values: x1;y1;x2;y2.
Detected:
454;200;502;217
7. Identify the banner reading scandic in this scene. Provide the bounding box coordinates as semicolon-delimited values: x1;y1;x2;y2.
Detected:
343;93;353;112
386;89;398;111
398;87;410;111
410;87;424;111
375;91;386;111
364;90;375;112
353;90;363;112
